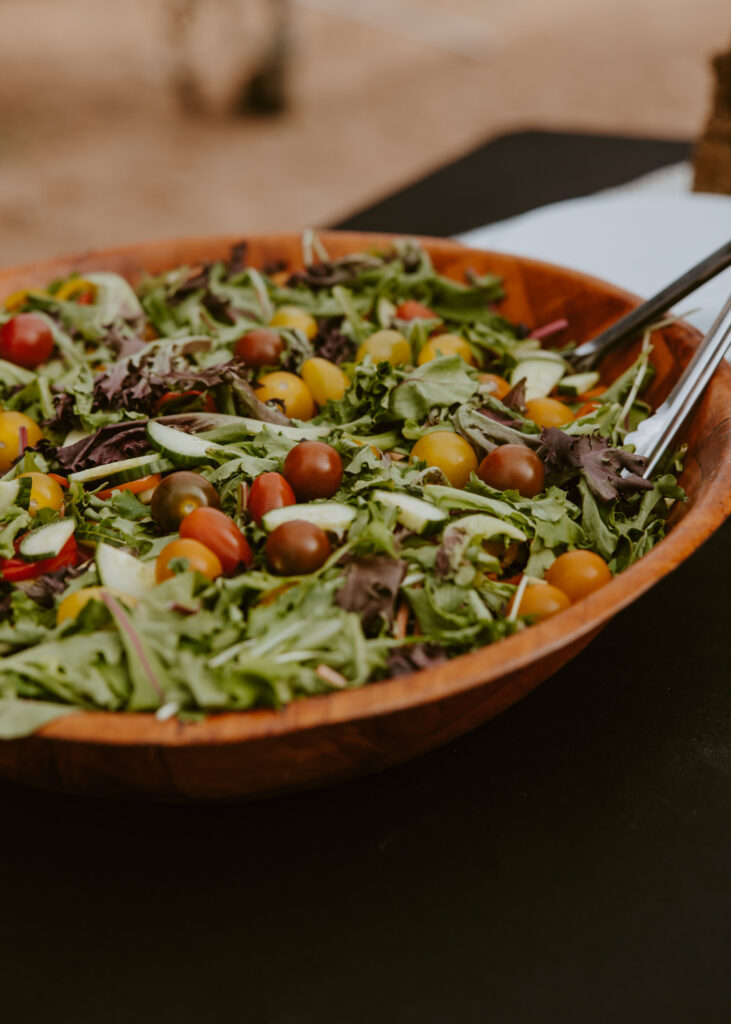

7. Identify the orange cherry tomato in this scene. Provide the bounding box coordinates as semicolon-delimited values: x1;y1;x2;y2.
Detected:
478;373;511;401
155;538;222;583
154;390;217;414
545;550;612;602
96;474;163;502
179;506;253;575
574;401;601;420
395;300;437;320
508;583;570;620
525;397;573;428
577;385;607;401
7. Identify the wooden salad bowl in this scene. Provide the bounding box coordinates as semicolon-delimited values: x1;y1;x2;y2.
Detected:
1;232;730;801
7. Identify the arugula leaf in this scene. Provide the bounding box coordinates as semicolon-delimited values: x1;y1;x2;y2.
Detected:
389;356;477;420
0;698;76;739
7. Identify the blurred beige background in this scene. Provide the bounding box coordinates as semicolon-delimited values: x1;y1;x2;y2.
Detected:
0;0;728;264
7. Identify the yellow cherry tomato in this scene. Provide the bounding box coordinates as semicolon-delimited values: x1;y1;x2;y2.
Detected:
356;330;411;366
524;397;573;428
54;278;97;302
301;357;349;406
410;430;478;488
57;586;137;625
546;549;612;602
269;305;318;340
3;288;51;312
417;333;475;366
255;371;316;420
0;411;43;472
18;472;64;517
508;583;570;621
478;373;511;401
155;538;223;583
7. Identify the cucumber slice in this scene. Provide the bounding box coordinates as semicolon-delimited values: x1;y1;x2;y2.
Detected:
557;372;600;397
371;490;448;533
147;421;224;466
234;417;330;442
511;355;567;401
74;523;127;548
0;480;19;514
445;513;527;544
18;518;75;561
96;542;155;599
262;502;356;536
69;455;171;487
61;428;91;447
377;297;397;328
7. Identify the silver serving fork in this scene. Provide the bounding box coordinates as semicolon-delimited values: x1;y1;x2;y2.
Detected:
569;239;731;371
624;292;731;477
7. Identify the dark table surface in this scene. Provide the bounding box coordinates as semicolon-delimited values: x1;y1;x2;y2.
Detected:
3;131;729;1024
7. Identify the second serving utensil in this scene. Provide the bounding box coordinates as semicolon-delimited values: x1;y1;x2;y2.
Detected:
625;292;731;477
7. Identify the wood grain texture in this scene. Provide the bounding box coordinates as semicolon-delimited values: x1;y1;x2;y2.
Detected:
0;232;729;801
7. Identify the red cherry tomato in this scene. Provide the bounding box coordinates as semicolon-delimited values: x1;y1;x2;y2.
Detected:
179;506;253;575
265;520;331;575
396;300;437;320
234;328;284;369
282;441;343;501
0;314;55;368
154;390;217;414
477;444;545;498
0;534;78;582
248;472;296;526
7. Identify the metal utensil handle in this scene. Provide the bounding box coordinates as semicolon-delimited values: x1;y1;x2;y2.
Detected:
632;292;731;477
571;238;731;369
662;293;731;417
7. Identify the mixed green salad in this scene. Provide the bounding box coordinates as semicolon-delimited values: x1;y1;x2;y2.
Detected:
0;236;683;738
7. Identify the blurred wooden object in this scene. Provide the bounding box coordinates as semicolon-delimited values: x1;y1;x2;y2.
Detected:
167;0;291;116
693;48;731;195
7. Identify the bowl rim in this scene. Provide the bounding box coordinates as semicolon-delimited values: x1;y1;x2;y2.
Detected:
2;231;730;748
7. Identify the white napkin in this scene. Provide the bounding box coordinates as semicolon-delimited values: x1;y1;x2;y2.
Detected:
456;168;731;335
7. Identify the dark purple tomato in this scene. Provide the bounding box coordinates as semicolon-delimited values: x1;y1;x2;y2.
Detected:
477;444;545;498
282;441;343;501
150;471;221;532
265;520;331;575
234;329;284;369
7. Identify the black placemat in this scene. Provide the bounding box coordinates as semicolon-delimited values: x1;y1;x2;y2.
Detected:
336;129;691;236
